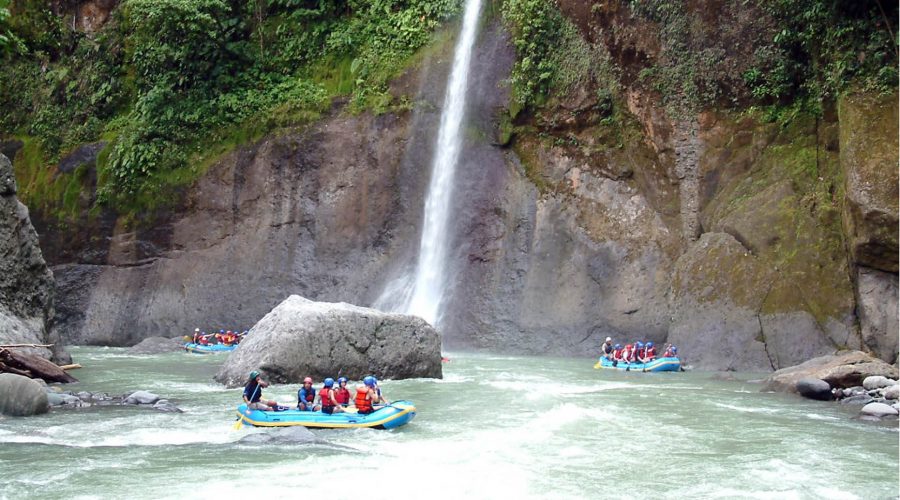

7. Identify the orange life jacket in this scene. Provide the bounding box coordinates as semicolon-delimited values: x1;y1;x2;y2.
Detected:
355;386;373;413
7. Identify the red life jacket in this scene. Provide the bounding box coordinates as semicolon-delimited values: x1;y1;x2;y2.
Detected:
636;347;646;359
335;387;350;405
623;345;634;361
613;348;623;360
319;388;334;409
646;347;657;360
355;386;373;413
664;348;674;357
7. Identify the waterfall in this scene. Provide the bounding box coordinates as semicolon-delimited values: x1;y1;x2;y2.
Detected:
375;0;483;326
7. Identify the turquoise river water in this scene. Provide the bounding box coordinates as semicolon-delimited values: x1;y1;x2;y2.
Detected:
0;347;897;499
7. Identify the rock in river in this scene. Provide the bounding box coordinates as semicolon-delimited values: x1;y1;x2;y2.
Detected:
215;295;442;387
0;373;49;416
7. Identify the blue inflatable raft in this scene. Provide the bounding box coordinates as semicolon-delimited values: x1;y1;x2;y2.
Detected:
183;342;237;354
593;356;682;372
235;401;417;429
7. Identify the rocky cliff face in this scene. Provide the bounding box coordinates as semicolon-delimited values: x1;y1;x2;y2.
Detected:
20;7;899;370
0;154;67;363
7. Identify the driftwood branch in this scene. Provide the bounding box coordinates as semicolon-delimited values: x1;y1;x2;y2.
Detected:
0;348;78;383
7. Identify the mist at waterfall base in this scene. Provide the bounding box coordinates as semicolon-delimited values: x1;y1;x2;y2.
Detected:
1;348;897;500
374;0;483;327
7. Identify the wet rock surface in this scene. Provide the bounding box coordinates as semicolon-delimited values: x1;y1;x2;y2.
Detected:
45;388;183;413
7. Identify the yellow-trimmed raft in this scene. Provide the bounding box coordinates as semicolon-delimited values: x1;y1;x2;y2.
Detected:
235;401;416;429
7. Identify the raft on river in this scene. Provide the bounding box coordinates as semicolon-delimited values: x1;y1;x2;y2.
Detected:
235;401;417;429
183;342;237;354
593;356;682;372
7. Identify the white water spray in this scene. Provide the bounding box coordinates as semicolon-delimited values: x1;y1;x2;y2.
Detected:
375;0;483;326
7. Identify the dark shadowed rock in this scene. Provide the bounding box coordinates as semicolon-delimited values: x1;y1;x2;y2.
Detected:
761;351;899;394
127;336;185;354
0;153;67;364
796;378;832;401
215;295;442;387
0;373;49;416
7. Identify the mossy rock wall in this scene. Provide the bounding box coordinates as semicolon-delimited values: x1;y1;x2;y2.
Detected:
839;92;899;273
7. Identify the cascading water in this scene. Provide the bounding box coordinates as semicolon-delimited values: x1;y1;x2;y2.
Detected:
375;0;483;326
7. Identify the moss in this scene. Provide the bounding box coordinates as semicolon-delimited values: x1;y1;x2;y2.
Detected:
512;137;550;194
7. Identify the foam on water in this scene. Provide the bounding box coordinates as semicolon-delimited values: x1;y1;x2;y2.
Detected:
1;349;897;499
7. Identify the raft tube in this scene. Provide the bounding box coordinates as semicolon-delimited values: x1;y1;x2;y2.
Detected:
183;342;237;354
593;356;681;372
235;401;416;429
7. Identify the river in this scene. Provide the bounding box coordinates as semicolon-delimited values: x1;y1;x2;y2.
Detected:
0;347;897;499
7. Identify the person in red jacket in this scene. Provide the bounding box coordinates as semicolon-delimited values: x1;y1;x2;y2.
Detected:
334;377;351;407
643;342;657;362
318;378;344;414
622;343;635;363
612;344;624;361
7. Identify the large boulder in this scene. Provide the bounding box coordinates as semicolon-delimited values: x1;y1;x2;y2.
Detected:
215;295;442;387
0;373;49;416
761;351;899;394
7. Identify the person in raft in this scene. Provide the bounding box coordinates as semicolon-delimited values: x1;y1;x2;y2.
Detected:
372;376;389;406
600;337;614;360
297;377;321;411
318;378;345;414
641;341;657;362
243;370;277;411
355;376;381;415
334;377;351;407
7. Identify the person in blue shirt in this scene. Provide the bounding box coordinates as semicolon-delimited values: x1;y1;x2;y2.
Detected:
243;370;277;411
297;377;321;411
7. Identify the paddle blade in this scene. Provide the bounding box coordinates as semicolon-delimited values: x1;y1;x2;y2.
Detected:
593;361;601;369
233;418;243;430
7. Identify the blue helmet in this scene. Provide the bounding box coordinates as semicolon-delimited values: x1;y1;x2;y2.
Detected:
646;342;654;348
636;341;644;348
672;346;678;354
363;376;376;387
614;344;621;349
338;377;348;384
324;377;334;388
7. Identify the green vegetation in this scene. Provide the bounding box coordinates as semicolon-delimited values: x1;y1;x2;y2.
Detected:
1;0;461;214
628;0;898;118
500;0;618;114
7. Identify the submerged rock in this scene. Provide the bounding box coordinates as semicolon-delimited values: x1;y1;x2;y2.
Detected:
0;373;49;416
127;336;185;354
123;391;160;405
237;426;323;445
215;295;442;387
